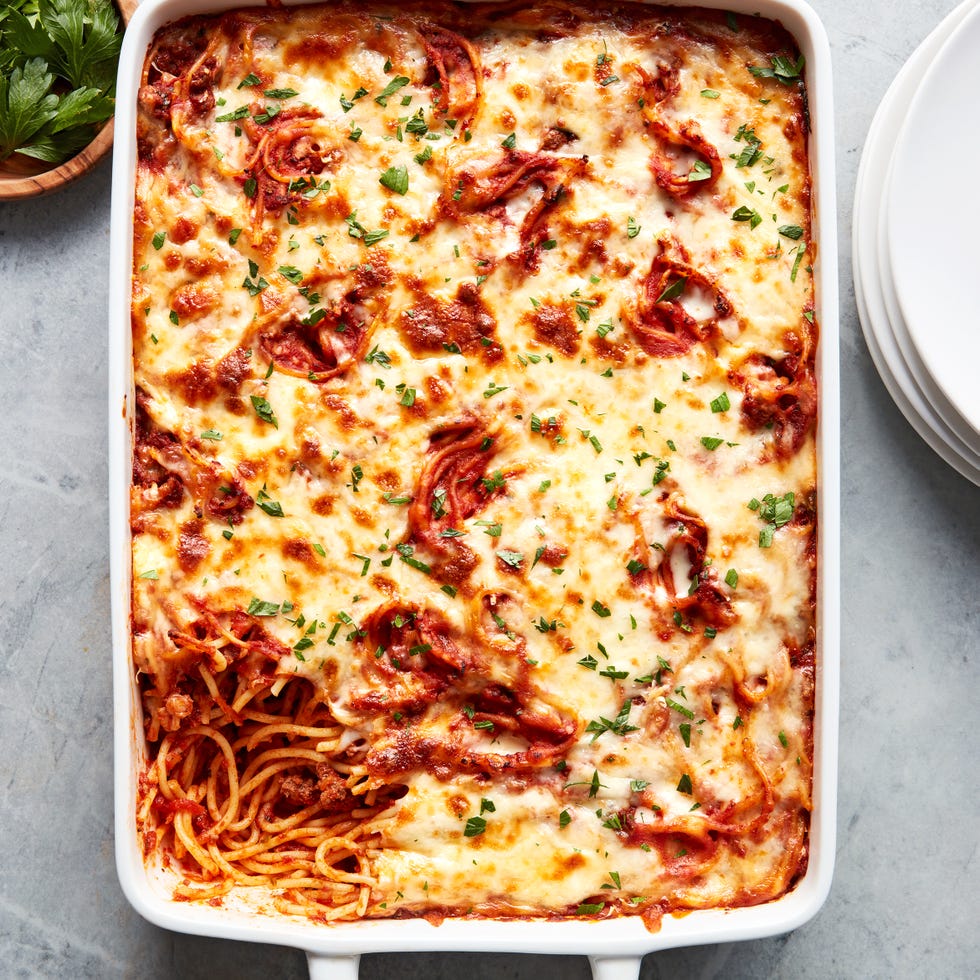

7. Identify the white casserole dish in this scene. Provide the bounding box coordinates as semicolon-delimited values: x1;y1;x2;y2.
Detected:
108;2;840;976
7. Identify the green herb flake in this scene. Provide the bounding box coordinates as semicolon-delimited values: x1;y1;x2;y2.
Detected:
655;277;687;304
375;76;410;106
687;159;712;182
463;816;486;838
250;395;278;429
379;164;409;195
732;205;762;229
496;549;524;569
247;597;280;617
710;392;730;413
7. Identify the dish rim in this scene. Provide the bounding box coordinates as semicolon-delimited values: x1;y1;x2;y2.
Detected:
108;0;841;965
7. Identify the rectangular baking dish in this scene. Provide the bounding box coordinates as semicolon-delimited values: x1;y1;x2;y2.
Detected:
108;2;840;977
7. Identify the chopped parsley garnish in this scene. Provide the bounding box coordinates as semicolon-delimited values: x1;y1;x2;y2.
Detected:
626;216;641;239
247;598;280;617
200;429;222;441
345;211;389;246
375;75;410;106
255;485;284;517
277;265;304;285
577;902;605;915
559;810;571;828
687;159;712;182
379;165;409;195
496;550;524;569
250;395;278;428
655;277;687;304
710;392;730;413
463;816;486;837
732;205;763;229
725;568;739;588
700;436;724;450
394;543;430;574
748;54;805;84
151;231;166;250
501;131;517;149
779;224;804;240
591;599;611;618
482;382;508;398
754;491;795;547
676;773;694;795
665;697;694;720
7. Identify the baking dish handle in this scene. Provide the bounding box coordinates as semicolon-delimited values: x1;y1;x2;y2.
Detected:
588;955;643;980
307;952;361;980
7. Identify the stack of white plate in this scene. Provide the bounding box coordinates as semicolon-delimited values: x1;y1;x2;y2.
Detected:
854;0;980;485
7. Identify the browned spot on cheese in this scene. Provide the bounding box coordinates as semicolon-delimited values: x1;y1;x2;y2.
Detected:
375;469;400;491
538;544;568;567
527;304;580;356
400;280;502;361
311;493;335;515
371;574;397;596
351;506;374;527
170;216;197;245
167;360;215;405
177;519;209;572
215;346;253;392
323;393;359;429
171;282;219;321
283;538;317;565
426;374;451;404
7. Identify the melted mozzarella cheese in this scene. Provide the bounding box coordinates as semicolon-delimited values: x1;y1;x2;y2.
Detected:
133;1;816;921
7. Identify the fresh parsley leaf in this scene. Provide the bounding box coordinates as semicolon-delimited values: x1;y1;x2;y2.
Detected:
375;75;410;106
247;598;280;617
250;394;278;429
655;277;687;304
379;164;409;195
463;816;486;837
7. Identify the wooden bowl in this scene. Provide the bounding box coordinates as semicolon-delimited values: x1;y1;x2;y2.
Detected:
0;0;139;201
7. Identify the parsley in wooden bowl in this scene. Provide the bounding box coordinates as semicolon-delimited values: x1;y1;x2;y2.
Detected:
0;0;135;200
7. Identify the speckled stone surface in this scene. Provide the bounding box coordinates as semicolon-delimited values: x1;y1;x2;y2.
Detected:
1;0;978;976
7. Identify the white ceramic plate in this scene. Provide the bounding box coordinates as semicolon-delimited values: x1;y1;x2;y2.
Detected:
852;0;980;486
886;0;980;435
877;168;980;461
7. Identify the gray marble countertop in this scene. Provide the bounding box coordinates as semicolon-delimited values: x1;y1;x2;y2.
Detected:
2;0;977;976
